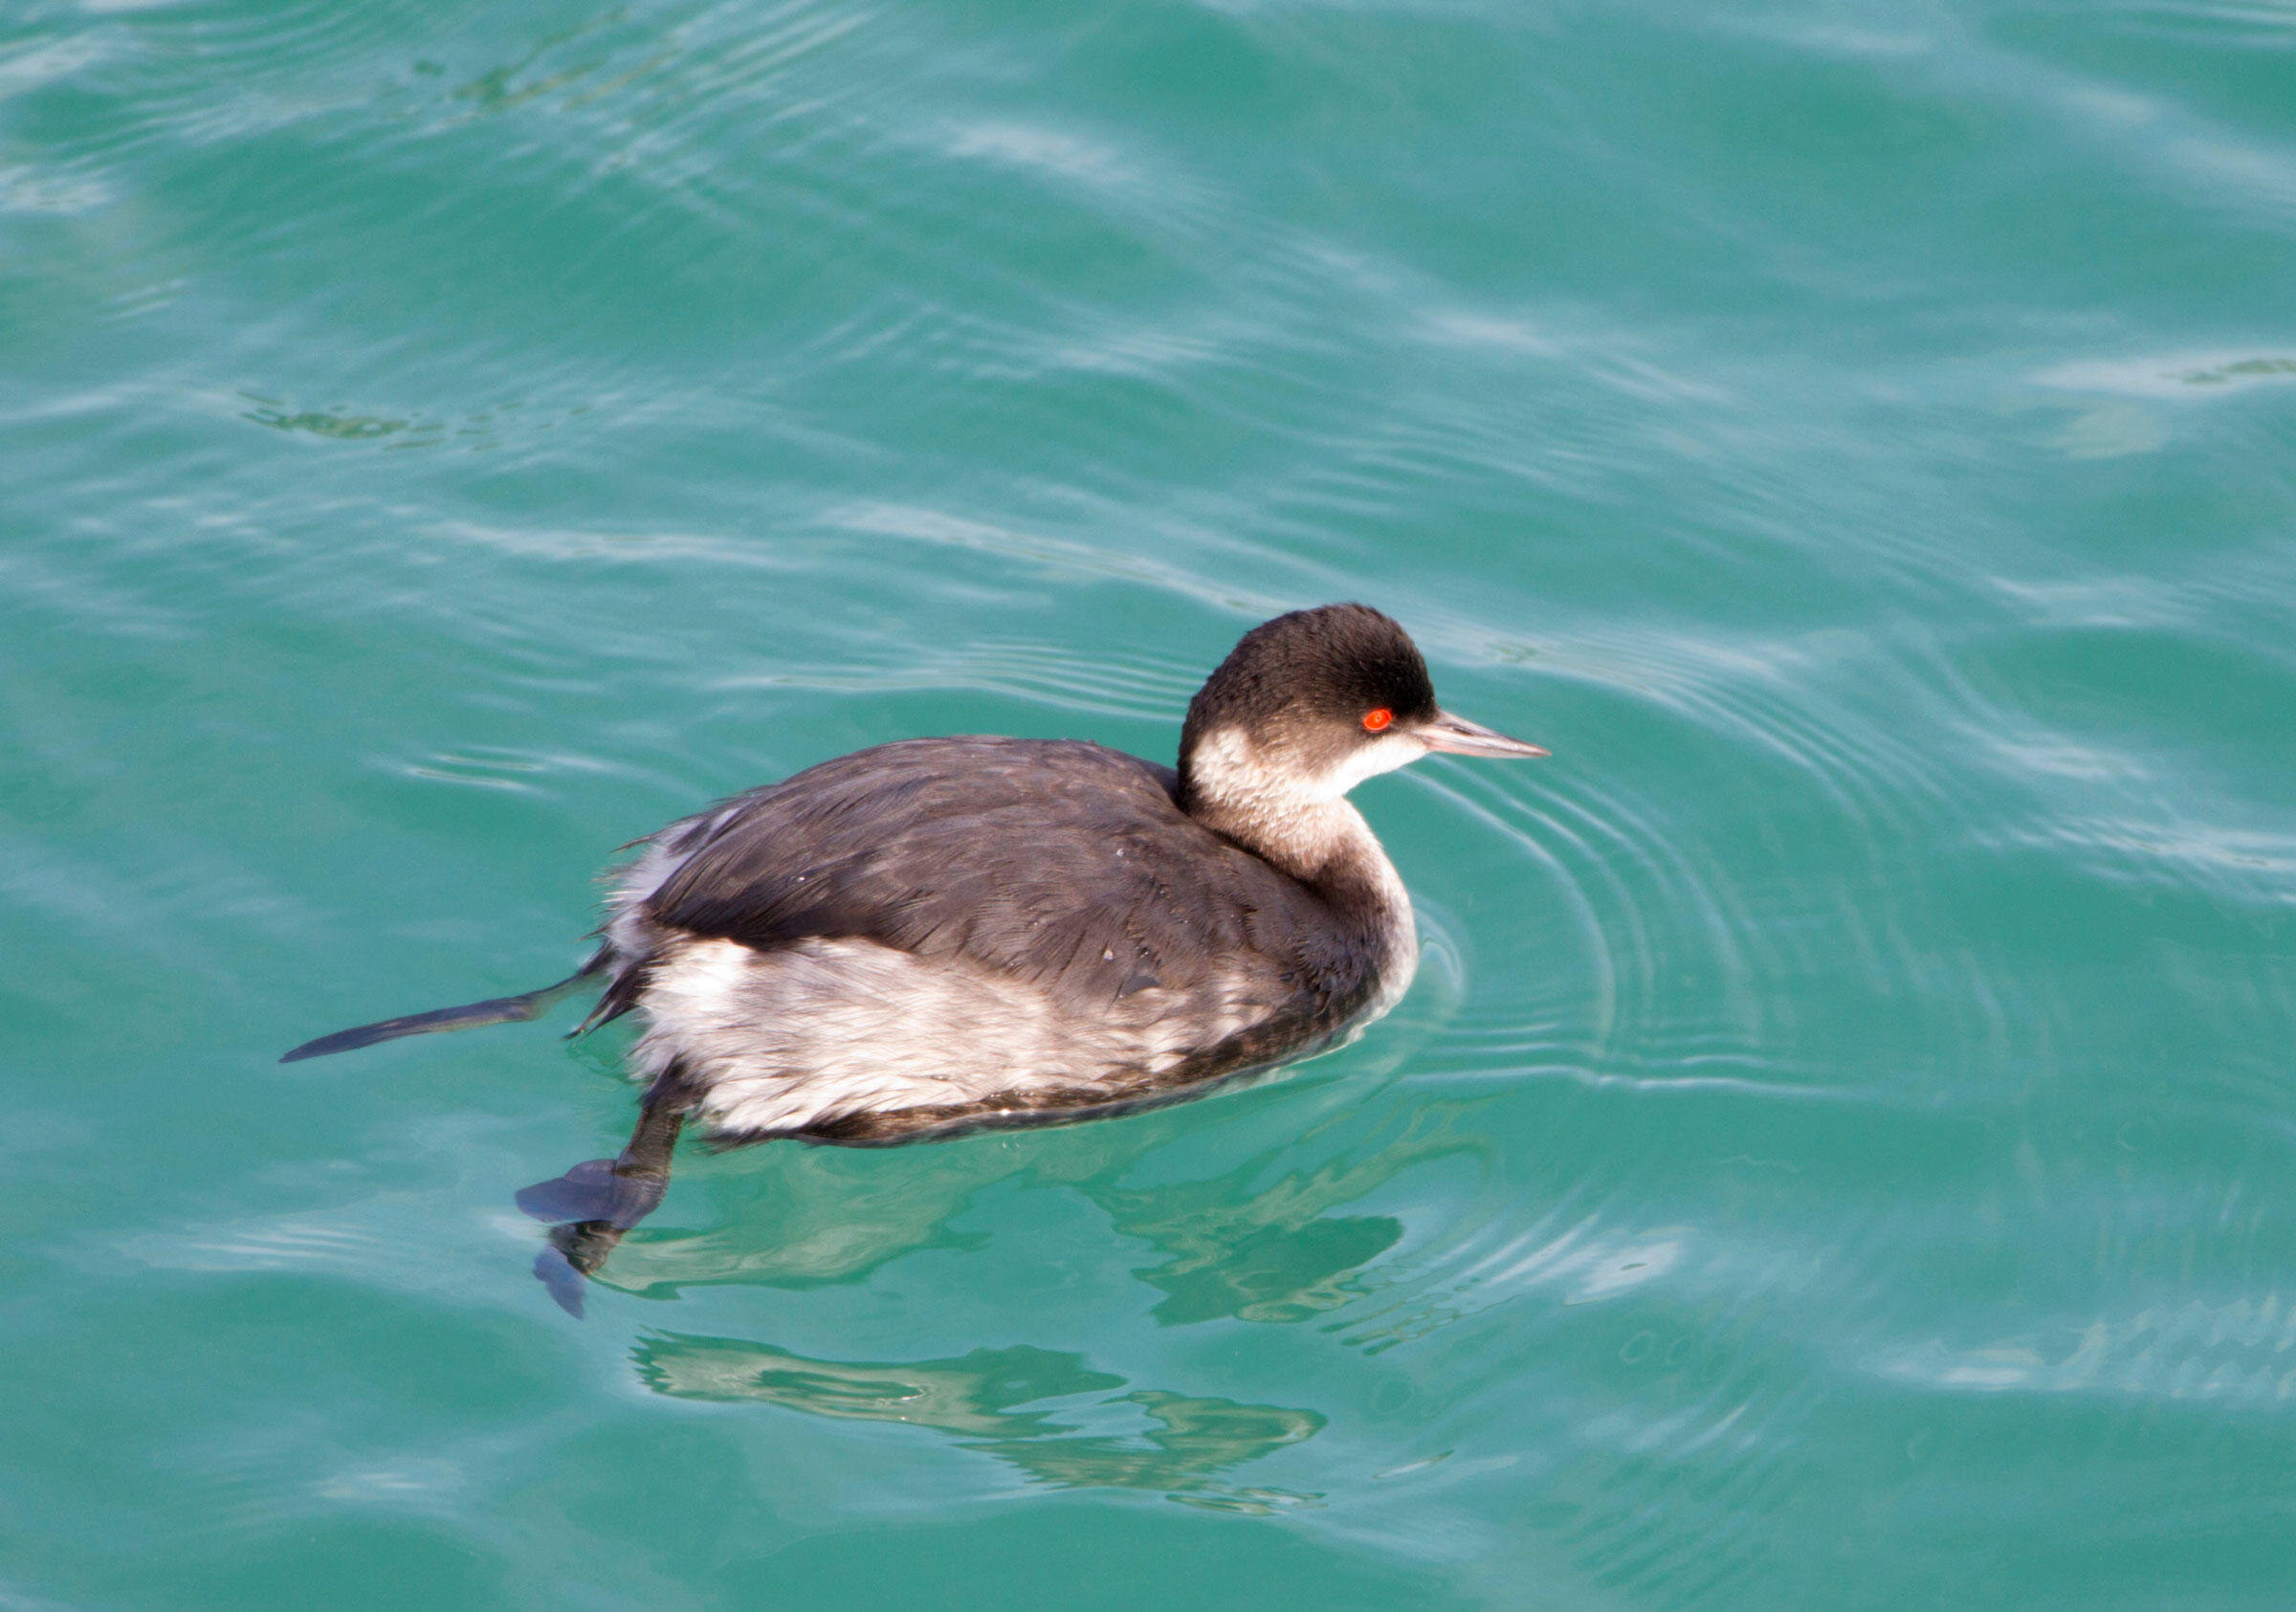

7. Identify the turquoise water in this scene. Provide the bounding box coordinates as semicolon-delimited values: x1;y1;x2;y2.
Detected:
6;0;2295;1603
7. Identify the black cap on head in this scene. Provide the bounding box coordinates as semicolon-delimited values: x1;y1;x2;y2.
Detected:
1181;604;1438;764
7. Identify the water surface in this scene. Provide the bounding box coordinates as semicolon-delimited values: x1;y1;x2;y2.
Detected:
5;0;2295;1605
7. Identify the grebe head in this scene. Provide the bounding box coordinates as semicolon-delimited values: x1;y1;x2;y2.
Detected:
1179;604;1546;824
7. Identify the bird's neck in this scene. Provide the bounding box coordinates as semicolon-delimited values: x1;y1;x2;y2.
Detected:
1179;728;1416;958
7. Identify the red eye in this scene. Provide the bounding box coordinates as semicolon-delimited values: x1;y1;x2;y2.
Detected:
1362;708;1394;732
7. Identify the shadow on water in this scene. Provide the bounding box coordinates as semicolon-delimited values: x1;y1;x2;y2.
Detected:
577;1089;1489;1327
634;1334;1325;1512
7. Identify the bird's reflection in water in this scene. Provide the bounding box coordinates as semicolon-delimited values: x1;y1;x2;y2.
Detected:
584;1095;1479;1326
636;1334;1324;1512
1098;1152;1406;1326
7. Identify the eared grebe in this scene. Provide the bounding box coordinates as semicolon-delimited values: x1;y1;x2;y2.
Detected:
283;604;1545;1307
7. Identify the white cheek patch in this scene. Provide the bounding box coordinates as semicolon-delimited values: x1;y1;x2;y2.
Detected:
1323;731;1422;798
1191;725;1421;807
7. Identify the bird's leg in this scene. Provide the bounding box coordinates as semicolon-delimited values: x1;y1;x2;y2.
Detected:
519;1091;686;1314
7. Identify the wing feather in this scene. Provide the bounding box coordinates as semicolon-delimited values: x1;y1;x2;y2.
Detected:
634;737;1354;1018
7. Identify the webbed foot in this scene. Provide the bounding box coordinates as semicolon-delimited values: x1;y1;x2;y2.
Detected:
515;1159;665;1227
519;1098;685;1315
